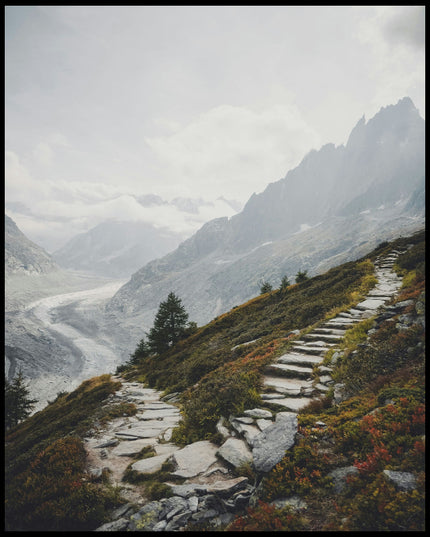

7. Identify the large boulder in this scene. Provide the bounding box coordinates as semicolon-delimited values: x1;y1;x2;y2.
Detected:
252;412;298;473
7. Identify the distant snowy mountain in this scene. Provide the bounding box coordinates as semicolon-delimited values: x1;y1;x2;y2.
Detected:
106;97;425;357
53;196;242;278
53;220;184;278
5;214;59;276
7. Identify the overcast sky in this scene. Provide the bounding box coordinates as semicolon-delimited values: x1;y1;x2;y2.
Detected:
5;5;425;251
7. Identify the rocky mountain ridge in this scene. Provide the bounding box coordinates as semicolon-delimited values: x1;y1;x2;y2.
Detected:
5;214;59;276
105;97;424;359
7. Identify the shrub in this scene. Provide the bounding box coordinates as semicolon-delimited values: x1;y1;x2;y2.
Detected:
228;500;305;531
5;437;122;531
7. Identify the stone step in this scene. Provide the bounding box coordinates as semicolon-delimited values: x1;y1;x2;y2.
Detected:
291;344;331;356
302;332;344;343
265;397;313;412
262;375;313;395
355;298;387;311
312;327;346;336
276;352;322;367
265;362;314;378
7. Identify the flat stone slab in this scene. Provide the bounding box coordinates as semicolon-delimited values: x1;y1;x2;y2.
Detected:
277;352;322;366
267;397;313;412
115;424;168;438
139;408;181;420
243;408;273;419
132;452;174;474
171;440;219;478
217;437;253;468
263;375;312;394
267;363;313;377
304;333;343;341
232;422;261;446
206;476;249;496
313;328;346;335
252;412;298;473
111;438;156;456
292;345;330;355
356;298;387;310
256;418;273;431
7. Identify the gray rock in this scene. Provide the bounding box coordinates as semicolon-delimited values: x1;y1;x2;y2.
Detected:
206;476;249;497
95;517;129;531
383;470;417;491
168;483;208;498
171;440;219;478
165;510;192;531
333;383;347;403
244;408;273;419
95;438;119;448
110;502;135;520
256;418;272;431
191;508;219;522
217;437;253;468
159;496;189;520
131;452;172;474
252;412;298;473
152;519;167;531
216;416;231;438
110;438;155;457
270;495;308;511
328;466;358;493
128;501;163;531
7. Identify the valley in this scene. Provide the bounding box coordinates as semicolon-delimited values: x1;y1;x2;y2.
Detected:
5;276;127;413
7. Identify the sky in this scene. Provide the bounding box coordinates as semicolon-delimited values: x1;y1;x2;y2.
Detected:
5;5;425;252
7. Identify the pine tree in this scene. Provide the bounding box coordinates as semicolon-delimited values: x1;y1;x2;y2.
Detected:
5;370;38;430
295;270;309;283
147;292;190;354
280;275;291;290
260;280;273;294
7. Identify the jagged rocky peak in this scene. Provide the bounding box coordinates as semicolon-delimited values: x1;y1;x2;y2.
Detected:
5;214;58;276
107;97;424;343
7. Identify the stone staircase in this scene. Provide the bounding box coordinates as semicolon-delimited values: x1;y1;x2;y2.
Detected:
252;250;405;413
88;249;406;530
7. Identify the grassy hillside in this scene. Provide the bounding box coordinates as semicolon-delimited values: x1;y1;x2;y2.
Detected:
228;231;425;531
4;375;131;530
4;229;425;531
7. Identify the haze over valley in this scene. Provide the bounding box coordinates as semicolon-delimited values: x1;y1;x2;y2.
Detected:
5;6;425;414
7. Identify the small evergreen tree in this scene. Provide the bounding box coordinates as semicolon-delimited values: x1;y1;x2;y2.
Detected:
129;337;151;365
280;275;291;291
147;292;190;354
295;270;309;284
260;280;273;294
5;371;37;430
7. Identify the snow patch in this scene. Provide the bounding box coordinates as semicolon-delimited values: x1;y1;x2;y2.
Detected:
293;222;322;235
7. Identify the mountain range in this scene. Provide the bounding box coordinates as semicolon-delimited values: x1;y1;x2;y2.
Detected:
105;97;424;356
52;196;241;278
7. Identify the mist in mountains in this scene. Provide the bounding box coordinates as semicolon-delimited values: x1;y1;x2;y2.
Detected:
4;97;425;399
105;97;424;358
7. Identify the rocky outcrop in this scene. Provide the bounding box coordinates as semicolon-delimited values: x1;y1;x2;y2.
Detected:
5;214;59;276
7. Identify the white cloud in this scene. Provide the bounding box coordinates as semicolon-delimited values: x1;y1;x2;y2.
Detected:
5;150;238;251
355;6;425;118
146;104;321;202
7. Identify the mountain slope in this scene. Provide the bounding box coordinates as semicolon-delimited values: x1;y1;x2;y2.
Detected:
106;98;424;356
5;214;59;275
5;230;425;532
